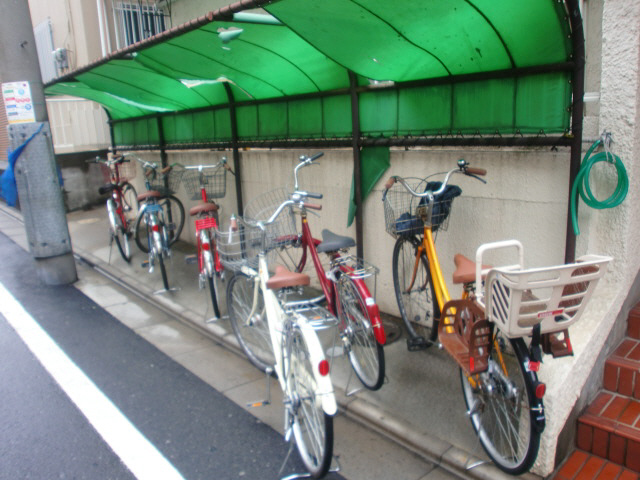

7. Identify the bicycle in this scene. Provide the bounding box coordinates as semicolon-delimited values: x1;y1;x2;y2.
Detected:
130;155;185;291
383;160;611;474
181;157;233;321
91;154;139;263
220;201;338;479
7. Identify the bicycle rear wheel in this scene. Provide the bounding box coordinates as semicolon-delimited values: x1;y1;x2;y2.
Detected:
227;273;274;372
286;327;333;478
207;275;221;319
336;276;385;390
460;333;541;474
157;249;169;291
392;236;439;346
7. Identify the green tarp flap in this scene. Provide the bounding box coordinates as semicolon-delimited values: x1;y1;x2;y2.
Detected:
348;147;391;227
45;0;575;147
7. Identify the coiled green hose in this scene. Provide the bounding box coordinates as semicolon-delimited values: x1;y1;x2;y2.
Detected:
571;134;628;235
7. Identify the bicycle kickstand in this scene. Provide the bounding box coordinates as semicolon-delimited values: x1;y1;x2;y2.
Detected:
246;367;273;408
278;453;342;480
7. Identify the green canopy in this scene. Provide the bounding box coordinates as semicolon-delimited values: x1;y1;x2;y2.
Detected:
46;0;575;149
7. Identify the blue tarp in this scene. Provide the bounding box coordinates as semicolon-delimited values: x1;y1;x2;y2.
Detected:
0;124;44;206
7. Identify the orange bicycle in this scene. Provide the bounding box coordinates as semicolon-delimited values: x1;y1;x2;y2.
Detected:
383;160;610;474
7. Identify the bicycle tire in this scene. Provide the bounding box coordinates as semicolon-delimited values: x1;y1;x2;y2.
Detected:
460;333;541;474
226;273;274;372
134;196;185;253
392;236;439;345
207;275;221;319
285;327;334;478
336;276;385;390
113;220;131;263
159;195;185;246
157;249;169;291
121;182;139;224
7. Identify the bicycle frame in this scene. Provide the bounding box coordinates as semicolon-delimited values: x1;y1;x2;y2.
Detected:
242;253;338;416
295;214;386;345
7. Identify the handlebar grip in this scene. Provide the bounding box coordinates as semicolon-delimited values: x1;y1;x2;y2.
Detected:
305;192;323;199
230;216;238;232
384;176;397;190
303;203;322;211
465;167;486;176
309;152;324;162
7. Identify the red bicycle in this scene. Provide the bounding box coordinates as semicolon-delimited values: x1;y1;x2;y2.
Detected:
92;154;139;263
228;153;387;390
181;158;233;321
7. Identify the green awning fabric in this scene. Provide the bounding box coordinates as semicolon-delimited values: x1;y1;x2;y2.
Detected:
348;147;391;227
45;0;575;147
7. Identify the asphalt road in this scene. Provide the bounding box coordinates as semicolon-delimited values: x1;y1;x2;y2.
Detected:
0;231;343;480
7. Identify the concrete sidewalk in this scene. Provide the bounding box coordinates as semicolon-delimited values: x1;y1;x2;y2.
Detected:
0;203;541;480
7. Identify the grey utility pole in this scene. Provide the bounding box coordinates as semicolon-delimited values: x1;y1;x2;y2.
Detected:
0;0;77;285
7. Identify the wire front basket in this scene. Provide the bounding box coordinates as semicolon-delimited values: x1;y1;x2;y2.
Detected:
116;161;137;182
182;166;227;200
215;223;262;272
145;164;185;195
383;177;455;237
243;187;299;252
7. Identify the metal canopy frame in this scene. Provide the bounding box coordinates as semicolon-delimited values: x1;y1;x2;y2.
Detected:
55;0;585;262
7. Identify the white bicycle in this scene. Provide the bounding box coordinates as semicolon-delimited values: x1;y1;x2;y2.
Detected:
221;198;338;479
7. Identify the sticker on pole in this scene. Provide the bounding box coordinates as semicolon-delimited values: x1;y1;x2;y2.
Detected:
2;81;36;124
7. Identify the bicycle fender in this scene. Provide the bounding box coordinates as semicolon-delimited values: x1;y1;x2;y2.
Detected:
351;277;387;345
298;322;338;416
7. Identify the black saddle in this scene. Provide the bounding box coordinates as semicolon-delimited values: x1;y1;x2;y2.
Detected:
317;229;356;253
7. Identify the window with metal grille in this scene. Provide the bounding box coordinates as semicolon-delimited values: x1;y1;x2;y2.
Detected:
113;2;167;48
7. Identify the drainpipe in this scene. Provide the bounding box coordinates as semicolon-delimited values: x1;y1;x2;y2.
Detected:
96;0;108;56
564;0;586;264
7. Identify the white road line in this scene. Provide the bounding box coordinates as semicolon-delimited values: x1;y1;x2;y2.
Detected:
0;282;186;480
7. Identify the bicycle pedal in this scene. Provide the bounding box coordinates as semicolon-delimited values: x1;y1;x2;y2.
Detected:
247;400;270;408
141;260;150;268
406;336;430;351
184;254;197;264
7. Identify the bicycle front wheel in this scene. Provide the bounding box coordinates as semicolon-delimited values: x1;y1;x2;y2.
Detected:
336;276;384;390
113;219;132;263
286;327;334;478
227;273;274;372
158;195;185;246
392;236;439;345
460;333;541;474
121;182;139;223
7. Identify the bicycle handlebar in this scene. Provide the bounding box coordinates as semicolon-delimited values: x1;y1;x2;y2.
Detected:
383;159;487;199
182;156;231;172
294;152;324;190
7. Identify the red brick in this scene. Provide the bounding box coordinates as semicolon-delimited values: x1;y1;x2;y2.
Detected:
609;433;627;465
595;462;621;480
604;363;620;392
629;307;640;339
616;339;638;359
579;456;606;478
619;400;640;427
617;470;639;480
556;450;589;480
593;428;610;458
578;423;594;452
635;377;640;400
617;340;638;358
618;469;638;480
619;368;636;397
629;344;640;362
603;396;631;421
626;439;640;471
590;392;615;416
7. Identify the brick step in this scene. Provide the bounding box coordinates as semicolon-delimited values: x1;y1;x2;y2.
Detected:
603;338;640;398
553;450;638;480
576;392;640;471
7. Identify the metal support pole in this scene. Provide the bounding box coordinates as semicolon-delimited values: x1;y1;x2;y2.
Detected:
564;0;586;264
0;0;76;285
224;83;244;215
348;71;364;259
